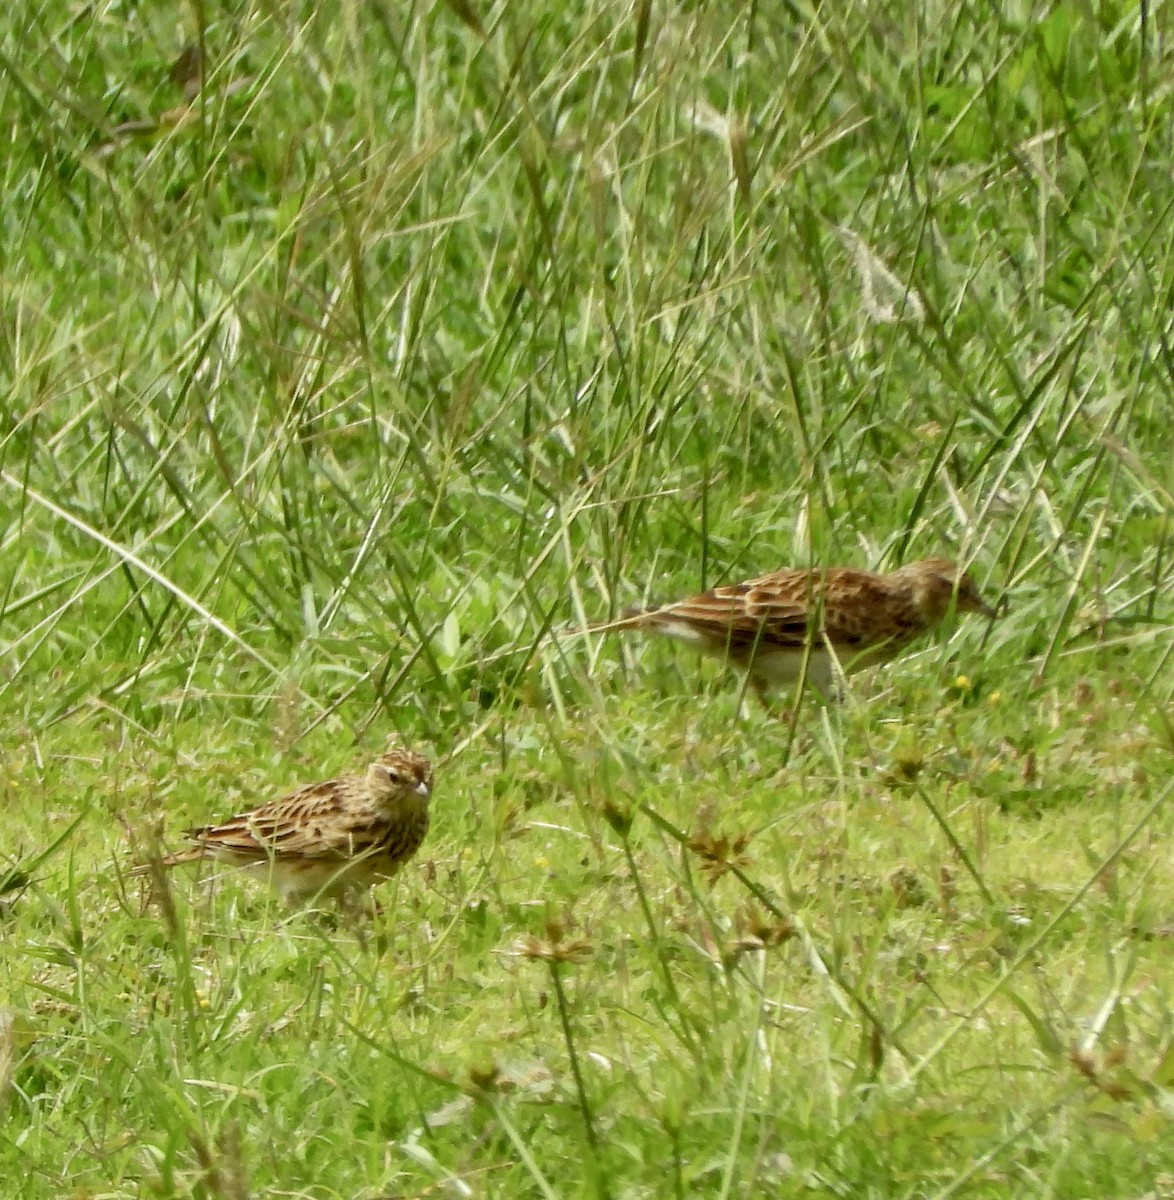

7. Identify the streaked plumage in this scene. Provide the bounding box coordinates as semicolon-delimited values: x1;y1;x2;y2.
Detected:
594;557;998;699
138;749;433;902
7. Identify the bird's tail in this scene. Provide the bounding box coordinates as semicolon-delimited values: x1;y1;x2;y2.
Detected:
128;847;207;877
465;606;660;682
572;607;659;637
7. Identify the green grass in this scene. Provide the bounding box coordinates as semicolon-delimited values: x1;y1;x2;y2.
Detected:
2;0;1173;1195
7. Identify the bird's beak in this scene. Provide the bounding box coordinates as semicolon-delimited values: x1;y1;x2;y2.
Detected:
976;597;1003;619
415;782;432;797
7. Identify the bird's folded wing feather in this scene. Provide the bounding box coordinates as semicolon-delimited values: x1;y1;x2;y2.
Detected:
187;779;384;861
658;571;902;651
658;582;810;649
656;571;841;648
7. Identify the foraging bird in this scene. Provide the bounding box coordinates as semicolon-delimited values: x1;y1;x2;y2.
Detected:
137;748;433;903
590;557;998;701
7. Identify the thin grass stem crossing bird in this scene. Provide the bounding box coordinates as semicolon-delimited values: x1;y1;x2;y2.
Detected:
588;557;998;702
135;748;434;904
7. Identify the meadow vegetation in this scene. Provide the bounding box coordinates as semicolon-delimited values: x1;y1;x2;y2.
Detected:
1;1;1173;1196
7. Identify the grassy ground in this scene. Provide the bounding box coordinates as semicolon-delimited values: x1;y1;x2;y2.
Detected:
2;1;1173;1196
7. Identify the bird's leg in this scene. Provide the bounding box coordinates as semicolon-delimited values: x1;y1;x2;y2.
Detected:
749;673;773;713
331;889;370;948
733;671;768;719
747;672;796;725
371;898;392;957
336;887;389;951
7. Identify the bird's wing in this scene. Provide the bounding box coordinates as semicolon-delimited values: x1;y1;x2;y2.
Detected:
655;578;811;650
816;571;923;650
186;778;382;862
654;568;915;652
650;568;840;651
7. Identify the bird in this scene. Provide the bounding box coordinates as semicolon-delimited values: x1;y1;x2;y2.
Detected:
588;557;998;702
136;748;434;903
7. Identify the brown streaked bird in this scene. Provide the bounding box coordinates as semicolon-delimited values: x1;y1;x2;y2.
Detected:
591;558;998;701
137;748;433;903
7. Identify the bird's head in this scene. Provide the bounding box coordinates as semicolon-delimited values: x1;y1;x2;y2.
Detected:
366;749;434;805
900;558;999;622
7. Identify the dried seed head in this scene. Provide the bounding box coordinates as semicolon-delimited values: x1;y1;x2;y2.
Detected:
511;934;592;965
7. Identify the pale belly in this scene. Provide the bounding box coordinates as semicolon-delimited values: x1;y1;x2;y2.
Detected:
650;620;840;697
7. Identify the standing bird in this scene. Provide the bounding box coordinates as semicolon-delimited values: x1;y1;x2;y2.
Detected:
137;748;434;904
590;557;998;702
